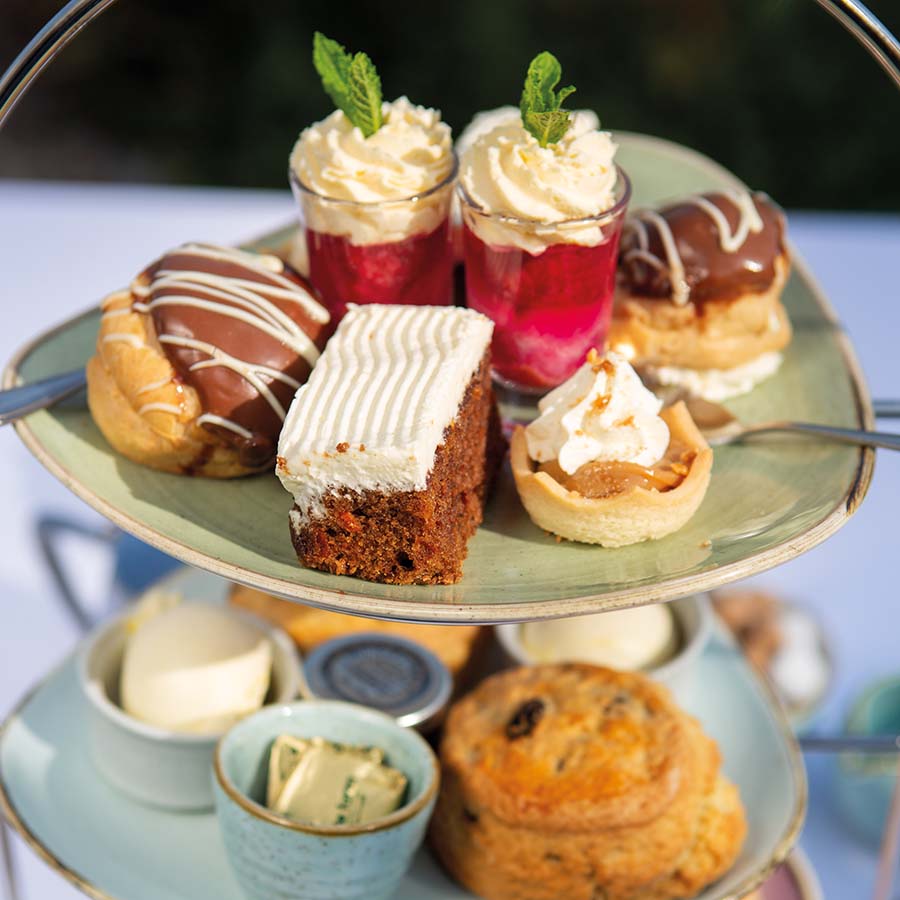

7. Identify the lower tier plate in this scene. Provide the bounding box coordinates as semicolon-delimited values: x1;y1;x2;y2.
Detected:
0;568;805;900
4;132;873;622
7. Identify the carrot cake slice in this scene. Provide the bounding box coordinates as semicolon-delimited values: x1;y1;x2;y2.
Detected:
276;304;505;585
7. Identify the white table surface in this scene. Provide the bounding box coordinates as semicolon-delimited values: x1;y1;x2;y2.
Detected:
0;179;898;899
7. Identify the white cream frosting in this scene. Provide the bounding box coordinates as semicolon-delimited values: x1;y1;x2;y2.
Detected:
290;97;454;246
525;351;670;475
277;304;493;523
520;605;677;670
640;351;783;402
458;112;618;254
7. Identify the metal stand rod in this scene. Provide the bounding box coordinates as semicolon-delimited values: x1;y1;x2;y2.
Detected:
0;0;898;137
0;821;19;900
814;0;900;88
0;0;119;131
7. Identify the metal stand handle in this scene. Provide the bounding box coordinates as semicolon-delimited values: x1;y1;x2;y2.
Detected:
746;421;900;452
0;0;119;130
0;823;18;900
1;0;899;135
813;0;900;88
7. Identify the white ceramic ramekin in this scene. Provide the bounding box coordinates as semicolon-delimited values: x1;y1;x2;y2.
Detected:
494;594;712;701
76;604;303;811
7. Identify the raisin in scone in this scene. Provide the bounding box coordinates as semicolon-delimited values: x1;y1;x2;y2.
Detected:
429;663;746;900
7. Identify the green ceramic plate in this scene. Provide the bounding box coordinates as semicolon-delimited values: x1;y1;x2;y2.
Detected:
0;566;804;900
3;133;873;624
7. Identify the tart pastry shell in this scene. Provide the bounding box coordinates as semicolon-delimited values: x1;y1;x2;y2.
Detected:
510;402;713;547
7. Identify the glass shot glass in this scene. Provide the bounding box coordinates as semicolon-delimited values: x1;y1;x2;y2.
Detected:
458;166;631;392
290;156;458;322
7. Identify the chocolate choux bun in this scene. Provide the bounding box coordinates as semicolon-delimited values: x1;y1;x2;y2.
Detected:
609;190;792;399
87;243;330;477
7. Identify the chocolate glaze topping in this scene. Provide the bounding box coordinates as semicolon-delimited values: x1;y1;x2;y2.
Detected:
618;191;786;306
131;243;329;468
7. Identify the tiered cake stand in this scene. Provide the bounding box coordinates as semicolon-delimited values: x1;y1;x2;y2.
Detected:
1;1;898;898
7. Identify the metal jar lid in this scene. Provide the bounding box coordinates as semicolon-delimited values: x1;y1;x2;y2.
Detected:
301;633;453;733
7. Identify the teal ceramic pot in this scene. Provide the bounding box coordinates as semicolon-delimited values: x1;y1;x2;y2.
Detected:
213;701;439;900
835;677;900;846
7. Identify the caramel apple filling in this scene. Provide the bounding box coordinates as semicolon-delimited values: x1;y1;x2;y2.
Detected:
539;440;697;499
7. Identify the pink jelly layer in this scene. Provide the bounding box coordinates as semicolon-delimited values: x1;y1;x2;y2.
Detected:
463;224;624;390
306;220;454;322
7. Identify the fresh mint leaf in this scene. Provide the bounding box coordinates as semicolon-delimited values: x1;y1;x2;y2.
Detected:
313;33;353;119
348;52;383;137
311;32;383;137
519;51;576;147
524;110;572;148
556;85;577;106
520;51;561;119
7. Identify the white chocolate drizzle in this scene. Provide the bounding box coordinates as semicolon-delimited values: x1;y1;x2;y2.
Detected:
137;402;184;417
136;377;175;396
158;335;291;422
101;333;145;349
196;414;254;440
622;189;764;307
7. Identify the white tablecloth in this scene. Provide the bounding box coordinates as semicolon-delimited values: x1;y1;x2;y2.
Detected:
0;180;898;898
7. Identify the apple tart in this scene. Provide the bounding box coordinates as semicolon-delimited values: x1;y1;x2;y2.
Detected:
510;351;712;546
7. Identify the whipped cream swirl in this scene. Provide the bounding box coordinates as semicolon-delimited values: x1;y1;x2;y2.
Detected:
459;112;618;254
290;97;454;245
455;105;599;158
525;351;669;474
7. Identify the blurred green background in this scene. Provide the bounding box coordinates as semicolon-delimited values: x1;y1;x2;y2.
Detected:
1;0;898;210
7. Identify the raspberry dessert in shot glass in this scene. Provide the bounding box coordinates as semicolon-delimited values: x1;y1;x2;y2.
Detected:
290;33;456;322
458;52;631;393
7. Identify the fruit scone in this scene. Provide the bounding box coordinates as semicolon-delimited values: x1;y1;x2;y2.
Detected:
229;583;486;680
430;663;746;900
